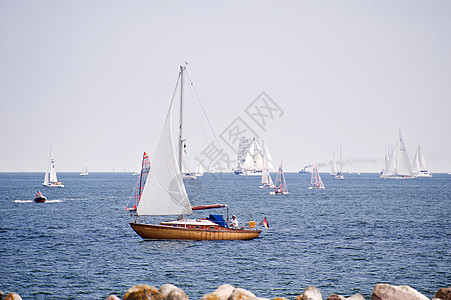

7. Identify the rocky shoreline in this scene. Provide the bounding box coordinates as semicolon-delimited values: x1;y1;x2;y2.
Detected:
1;284;450;300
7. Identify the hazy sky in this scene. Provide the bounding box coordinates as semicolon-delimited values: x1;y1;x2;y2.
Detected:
1;0;450;173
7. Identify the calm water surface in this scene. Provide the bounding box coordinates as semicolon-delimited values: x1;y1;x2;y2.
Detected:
1;172;450;299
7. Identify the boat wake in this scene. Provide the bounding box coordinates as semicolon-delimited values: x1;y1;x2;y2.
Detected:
15;200;62;203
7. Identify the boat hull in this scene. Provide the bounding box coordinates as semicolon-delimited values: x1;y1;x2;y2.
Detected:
43;183;64;187
130;223;261;241
33;196;47;203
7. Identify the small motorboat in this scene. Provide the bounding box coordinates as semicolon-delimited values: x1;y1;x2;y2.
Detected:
33;191;47;203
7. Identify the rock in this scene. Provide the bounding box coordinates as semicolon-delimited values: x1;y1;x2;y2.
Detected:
159;284;188;300
106;296;121;300
347;295;365;300
201;284;235;300
435;288;451;300
229;287;257;300
371;284;428;300
326;294;364;300
0;290;4;300
3;294;22;300
123;284;163;300
297;286;322;300
327;295;345;300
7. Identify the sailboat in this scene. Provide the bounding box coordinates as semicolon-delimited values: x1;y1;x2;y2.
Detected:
309;162;325;189
381;129;415;179
260;160;275;188
335;144;344;180
42;147;64;187
126;152;151;212
330;151;338;176
412;145;432;177
80;162;88;176
129;65;262;240
270;160;288;195
195;161;204;177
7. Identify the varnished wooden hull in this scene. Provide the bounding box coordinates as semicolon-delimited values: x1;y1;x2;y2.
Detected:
130;222;262;241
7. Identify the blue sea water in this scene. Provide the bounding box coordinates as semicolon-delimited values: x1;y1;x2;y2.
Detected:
0;172;450;299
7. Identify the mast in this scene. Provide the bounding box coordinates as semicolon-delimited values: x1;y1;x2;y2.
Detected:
340;144;343;174
179;65;184;173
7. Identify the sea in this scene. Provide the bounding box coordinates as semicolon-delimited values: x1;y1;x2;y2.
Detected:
1;172;450;299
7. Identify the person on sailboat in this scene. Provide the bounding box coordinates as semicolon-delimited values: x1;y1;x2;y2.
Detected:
230;215;239;229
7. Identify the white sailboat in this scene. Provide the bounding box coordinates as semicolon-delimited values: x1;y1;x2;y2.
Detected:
80;162;88;176
260;160;275;188
309;162;325;189
195;161;204;177
270;160;288;195
43;147;64;187
335;144;344;180
412;145;432;177
380;129;415;179
129;65;261;240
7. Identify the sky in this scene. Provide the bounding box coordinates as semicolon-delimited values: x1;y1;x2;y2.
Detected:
1;0;450;173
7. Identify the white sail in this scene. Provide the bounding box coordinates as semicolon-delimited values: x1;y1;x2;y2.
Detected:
195;161;204;176
381;129;414;178
43;147;59;183
412;145;426;172
80;162;88;175
261;139;275;171
412;145;431;177
137;72;192;216
242;142;255;170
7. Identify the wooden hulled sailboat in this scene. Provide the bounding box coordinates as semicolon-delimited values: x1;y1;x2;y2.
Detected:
129;65;261;240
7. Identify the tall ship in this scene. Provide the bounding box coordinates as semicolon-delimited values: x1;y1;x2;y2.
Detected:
234;137;274;175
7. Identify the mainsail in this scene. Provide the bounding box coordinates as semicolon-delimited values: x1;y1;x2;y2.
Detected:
137;70;192;216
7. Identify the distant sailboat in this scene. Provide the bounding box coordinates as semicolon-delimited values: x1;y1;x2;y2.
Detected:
80;162;88;176
270;160;288;195
412;145;432;177
195;161;204;177
309;162;325;189
126;152;151;212
335;144;344;180
43;147;64;188
380;129;415;179
260;160;275;188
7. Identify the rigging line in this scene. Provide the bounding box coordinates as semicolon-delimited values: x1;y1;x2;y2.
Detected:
184;69;230;162
184;68;241;189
